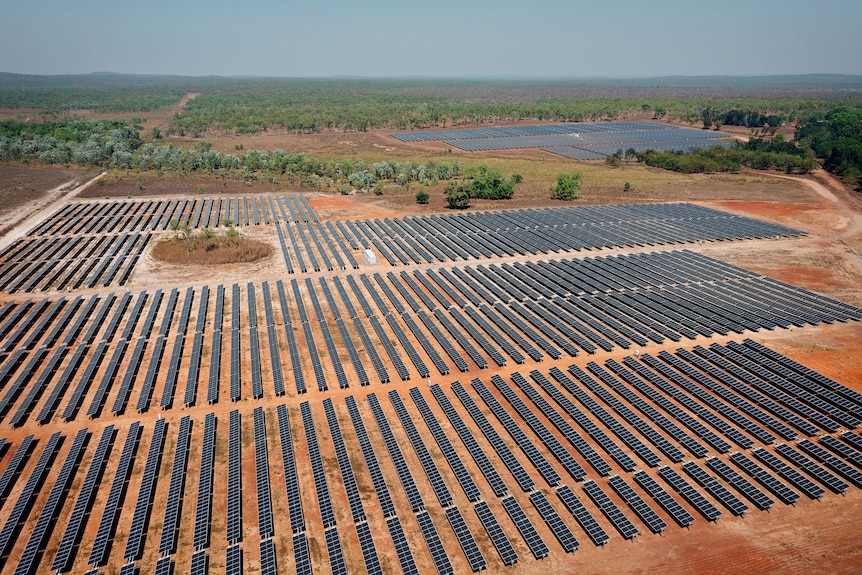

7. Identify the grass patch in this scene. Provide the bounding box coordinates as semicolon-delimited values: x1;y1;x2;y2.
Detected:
152;235;272;265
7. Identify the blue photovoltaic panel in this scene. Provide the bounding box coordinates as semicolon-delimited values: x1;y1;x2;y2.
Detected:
446;506;485;572
417;510;453;575
227;409;242;543
124;418;167;561
53;425;115;572
90;423;140;567
277;404;305;533
475;500;518;566
159;415;192;555
193;412;216;550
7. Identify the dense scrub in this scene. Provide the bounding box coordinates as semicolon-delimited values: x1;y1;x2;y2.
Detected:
636;144;818;174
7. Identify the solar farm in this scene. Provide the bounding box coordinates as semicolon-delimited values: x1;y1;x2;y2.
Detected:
0;183;860;575
391;122;733;159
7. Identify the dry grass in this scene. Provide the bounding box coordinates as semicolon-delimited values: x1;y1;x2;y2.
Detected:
151;236;273;265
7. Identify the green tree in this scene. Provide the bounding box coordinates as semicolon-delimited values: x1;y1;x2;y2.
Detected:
444;183;471;209
550;171;582;200
415;190;429;204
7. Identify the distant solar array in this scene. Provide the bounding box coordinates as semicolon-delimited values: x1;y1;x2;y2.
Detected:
391;121;732;157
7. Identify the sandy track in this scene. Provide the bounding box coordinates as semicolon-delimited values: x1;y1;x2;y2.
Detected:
0;172;105;251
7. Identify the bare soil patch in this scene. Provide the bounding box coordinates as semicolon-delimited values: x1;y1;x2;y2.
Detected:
78;172;287;199
151;236;273;266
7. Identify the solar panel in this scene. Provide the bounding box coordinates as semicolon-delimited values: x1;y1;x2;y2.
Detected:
227;409;242;543
416;510;454;575
301;401;336;527
0;431;61;559
190;549;208;575
89;422;140;567
357;521;383;575
582;479;639;540
632;470;695;529
512;372;613;476
254;407;274;538
471;378;561;487
124;417;167;561
193;412;216;550
52;425;114;572
705;456;775;511
260;537;278;575
607;474;667;534
293;532;312;575
0;435;34;501
502;494;549;559
682;461;748;517
450;381;535;492
276;404;306;533
387;516;420;575
729;452;799;505
159;415;192;555
410;387;481;501
774;442;848;494
345;396;396;517
154;556;172;575
14;428;87;575
446;506;486;572
658;466;721;522
529;490;579;552
751;447;825;500
490;374;587;481
797;439;862;489
475;500;518;565
430;383;508;497
325;526;347;575
323;398;366;522
366;393;424;512
225;543;242;575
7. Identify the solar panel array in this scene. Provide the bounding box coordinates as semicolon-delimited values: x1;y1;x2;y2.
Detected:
124;417;166;561
276;404;306;533
89;422;140;568
159;415;192;555
53;425;114;573
253;407;274;538
226;409;242;544
5;169;862;575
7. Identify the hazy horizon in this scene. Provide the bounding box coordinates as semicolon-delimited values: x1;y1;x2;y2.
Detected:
1;0;860;78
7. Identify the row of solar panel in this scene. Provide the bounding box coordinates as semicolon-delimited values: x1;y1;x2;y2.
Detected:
0;266;862;440
442;129;728;151
0;231;151;293
3;364;861;574
390;121;679;142
346;210;804;269
24;193;319;240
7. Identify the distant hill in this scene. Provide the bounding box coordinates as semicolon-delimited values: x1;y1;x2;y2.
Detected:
1;72;861;90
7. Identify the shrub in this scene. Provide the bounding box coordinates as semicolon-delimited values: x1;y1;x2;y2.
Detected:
444;182;471;209
550;171;583;200
415;190;429;204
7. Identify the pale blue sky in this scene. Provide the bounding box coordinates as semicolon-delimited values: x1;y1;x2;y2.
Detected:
1;0;860;77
